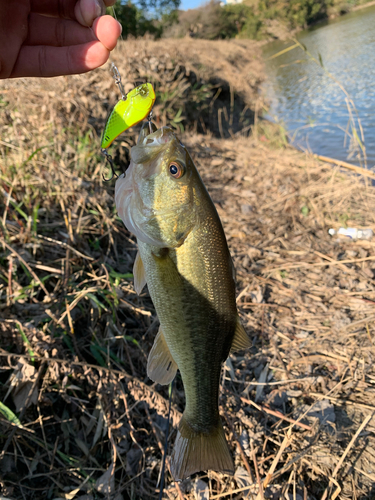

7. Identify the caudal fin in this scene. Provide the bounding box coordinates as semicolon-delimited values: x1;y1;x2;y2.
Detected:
170;416;234;481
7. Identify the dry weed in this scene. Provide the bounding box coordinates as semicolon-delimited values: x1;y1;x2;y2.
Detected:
0;39;374;500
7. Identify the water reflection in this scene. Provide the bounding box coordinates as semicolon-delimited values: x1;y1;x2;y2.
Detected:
262;4;375;168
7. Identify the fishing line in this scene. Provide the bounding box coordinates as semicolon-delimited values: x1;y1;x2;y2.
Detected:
100;4;125;182
158;380;174;500
101;5;126;182
110;4;123;43
99;5;156;182
101;62;126;182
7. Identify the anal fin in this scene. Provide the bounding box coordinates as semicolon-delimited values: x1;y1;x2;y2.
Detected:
133;251;147;295
230;316;251;353
147;327;177;385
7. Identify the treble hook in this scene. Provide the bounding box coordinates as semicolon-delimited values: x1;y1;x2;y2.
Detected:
101;148;119;182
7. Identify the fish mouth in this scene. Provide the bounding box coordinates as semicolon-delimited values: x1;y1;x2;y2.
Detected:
137;120;158;145
131;126;176;165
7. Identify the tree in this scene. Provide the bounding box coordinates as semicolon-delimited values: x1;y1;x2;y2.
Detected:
109;0;180;38
137;0;180;18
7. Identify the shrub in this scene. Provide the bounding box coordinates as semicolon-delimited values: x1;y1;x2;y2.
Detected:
163;1;262;40
258;0;334;28
238;13;263;39
220;4;257;38
109;0;180;39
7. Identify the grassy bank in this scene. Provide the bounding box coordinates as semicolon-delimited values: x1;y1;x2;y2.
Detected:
1;39;375;500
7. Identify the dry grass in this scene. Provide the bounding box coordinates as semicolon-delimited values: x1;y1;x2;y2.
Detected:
1;39;375;500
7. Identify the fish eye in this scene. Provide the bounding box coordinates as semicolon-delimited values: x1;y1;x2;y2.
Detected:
169;161;184;179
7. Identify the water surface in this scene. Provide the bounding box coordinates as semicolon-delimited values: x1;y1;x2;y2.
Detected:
262;4;375;167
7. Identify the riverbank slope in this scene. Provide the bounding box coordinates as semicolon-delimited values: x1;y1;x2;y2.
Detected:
165;0;375;41
0;39;374;500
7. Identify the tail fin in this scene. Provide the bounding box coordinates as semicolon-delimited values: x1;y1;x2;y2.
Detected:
170;416;234;481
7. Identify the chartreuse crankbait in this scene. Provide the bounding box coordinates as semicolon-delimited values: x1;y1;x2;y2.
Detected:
101;83;156;149
101;64;156;182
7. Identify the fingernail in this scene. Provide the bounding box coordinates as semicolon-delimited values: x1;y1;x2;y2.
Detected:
94;0;105;18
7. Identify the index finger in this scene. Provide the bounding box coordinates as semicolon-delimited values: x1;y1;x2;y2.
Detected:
30;0;117;25
31;0;83;20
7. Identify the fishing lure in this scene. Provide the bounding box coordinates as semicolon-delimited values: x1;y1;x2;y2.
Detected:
101;64;156;181
101;82;156;150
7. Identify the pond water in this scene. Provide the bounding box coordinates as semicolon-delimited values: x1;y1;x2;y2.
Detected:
262;4;375;168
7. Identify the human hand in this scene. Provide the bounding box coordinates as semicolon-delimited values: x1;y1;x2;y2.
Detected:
0;0;122;79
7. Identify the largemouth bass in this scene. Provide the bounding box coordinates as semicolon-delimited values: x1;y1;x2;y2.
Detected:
115;123;250;480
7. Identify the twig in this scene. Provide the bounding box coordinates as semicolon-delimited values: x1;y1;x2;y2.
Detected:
0;238;52;300
262;429;292;490
353;465;375;482
7;254;13;306
266;255;375;273
322;413;373;500
0;348;133;379
314;154;375;180
0;361;46;459
36;234;94;260
120;298;152;317
250;440;263;500
144;401;184;500
49;287;99;326
332;413;373;479
309;392;375;412
223;411;254;483
210;485;258;499
239;396;313;431
33;264;63;275
224;375;321;386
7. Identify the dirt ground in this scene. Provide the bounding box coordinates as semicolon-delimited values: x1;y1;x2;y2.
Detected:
0;39;375;500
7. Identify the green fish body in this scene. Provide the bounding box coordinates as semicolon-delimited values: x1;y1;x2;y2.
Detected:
115;124;250;480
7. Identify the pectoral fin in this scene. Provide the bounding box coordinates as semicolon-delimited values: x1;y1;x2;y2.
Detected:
230;317;251;353
147;327;178;385
133;251;147;295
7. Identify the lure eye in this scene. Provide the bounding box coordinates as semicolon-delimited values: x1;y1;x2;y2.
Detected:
169;161;184;179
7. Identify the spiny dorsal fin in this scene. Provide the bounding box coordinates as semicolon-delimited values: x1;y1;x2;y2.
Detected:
133;251;147;295
230;317;251;353
147;327;178;385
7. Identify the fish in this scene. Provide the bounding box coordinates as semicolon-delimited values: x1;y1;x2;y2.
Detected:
114;123;251;480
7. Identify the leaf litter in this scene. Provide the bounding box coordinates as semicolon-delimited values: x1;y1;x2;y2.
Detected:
0;38;375;499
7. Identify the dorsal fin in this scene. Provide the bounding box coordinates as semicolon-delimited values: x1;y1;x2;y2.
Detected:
230;317;251;353
133;251;147;295
147;327;178;385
